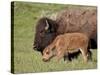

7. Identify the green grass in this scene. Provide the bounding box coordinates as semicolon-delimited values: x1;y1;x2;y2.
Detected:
12;1;97;73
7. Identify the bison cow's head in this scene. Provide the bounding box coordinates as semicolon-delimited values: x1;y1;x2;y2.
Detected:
33;17;57;54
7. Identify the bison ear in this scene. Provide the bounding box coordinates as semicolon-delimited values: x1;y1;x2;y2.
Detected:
45;19;49;30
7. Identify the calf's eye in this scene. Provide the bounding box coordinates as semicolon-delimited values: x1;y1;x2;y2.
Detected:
46;52;50;55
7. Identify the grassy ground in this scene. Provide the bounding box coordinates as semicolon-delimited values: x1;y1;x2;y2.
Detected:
12;2;97;73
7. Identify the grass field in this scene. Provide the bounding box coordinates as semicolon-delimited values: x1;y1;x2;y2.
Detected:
12;2;97;73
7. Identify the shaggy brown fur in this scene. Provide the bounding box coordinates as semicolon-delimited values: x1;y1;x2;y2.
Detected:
33;7;97;54
56;8;97;39
42;33;90;63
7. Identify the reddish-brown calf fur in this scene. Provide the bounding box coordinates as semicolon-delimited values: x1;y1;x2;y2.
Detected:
42;33;89;63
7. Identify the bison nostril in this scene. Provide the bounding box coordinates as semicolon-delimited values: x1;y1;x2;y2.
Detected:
34;46;36;48
33;45;37;49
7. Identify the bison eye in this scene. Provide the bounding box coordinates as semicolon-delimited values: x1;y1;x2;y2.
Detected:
40;31;45;37
40;30;43;33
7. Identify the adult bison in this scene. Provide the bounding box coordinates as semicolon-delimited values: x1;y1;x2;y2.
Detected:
33;8;97;54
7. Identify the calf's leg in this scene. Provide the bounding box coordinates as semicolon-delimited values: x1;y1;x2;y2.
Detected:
56;48;65;61
80;48;88;63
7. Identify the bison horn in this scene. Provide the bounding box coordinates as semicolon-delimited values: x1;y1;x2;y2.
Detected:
45;20;49;30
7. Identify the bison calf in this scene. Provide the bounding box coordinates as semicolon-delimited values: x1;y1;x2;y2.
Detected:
42;33;91;63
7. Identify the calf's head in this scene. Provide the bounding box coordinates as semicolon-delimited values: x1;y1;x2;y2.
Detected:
42;47;55;62
33;17;57;53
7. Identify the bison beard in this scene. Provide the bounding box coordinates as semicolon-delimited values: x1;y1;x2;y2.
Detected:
33;8;97;60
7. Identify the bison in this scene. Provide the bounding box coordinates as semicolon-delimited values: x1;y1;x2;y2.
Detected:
42;33;91;62
33;8;97;54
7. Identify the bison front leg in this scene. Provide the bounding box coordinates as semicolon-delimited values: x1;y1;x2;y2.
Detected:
88;49;92;61
63;53;72;61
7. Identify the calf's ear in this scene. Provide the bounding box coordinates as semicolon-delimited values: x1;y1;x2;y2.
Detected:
45;19;49;30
